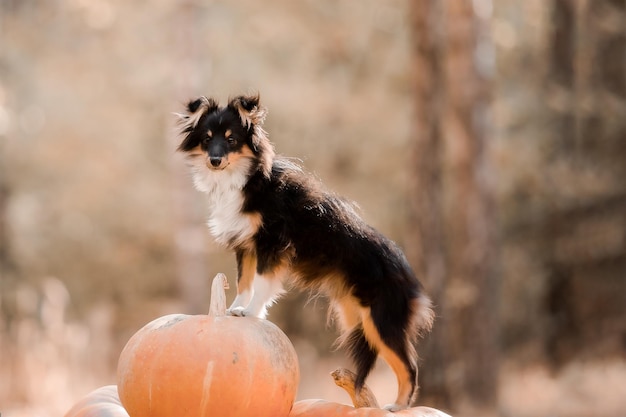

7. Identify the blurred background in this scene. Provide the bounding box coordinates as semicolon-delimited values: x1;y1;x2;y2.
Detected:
1;0;624;416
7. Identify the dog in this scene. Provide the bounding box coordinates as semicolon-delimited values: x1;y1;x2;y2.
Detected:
176;94;434;410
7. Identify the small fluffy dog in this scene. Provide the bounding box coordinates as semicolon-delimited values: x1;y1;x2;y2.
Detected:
177;94;434;410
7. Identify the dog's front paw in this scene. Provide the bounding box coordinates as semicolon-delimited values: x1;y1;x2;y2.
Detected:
226;306;250;317
383;403;407;412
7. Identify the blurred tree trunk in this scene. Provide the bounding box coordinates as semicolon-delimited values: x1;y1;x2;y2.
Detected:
543;0;626;365
408;1;498;412
171;2;211;313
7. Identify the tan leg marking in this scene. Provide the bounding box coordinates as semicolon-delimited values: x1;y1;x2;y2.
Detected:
228;252;256;312
360;309;414;410
332;296;362;332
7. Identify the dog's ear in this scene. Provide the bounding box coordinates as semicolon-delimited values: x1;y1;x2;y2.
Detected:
228;94;267;128
177;96;219;133
187;97;210;113
176;96;219;152
229;94;274;176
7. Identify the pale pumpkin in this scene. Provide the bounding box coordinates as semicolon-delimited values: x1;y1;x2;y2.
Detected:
290;369;452;417
117;274;300;417
64;385;129;417
291;400;451;417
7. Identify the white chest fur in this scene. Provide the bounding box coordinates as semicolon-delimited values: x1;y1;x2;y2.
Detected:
190;160;259;248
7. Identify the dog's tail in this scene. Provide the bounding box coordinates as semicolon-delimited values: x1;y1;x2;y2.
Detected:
413;293;435;338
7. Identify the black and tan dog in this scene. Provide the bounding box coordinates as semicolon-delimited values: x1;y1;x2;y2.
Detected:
177;94;434;410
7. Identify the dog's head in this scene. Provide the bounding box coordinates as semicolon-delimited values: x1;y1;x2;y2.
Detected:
177;94;274;177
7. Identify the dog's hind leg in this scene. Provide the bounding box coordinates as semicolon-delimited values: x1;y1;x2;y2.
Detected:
343;325;378;395
361;307;417;411
333;298;378;396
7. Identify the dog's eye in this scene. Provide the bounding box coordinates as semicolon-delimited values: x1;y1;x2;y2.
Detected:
227;137;237;145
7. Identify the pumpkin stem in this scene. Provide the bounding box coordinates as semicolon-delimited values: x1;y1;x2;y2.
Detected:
209;273;229;317
331;368;380;409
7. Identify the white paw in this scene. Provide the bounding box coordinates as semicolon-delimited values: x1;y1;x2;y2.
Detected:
383;403;407;412
226;307;250;317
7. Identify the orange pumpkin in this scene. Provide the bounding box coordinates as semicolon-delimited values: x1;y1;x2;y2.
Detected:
117;274;300;417
64;385;129;417
290;369;452;417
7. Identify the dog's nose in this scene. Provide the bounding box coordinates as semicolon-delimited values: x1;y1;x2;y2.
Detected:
209;156;222;167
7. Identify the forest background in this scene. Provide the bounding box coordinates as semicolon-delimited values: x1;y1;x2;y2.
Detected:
1;1;624;416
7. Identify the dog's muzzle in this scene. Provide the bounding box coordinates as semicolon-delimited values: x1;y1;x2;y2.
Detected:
207;156;228;170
